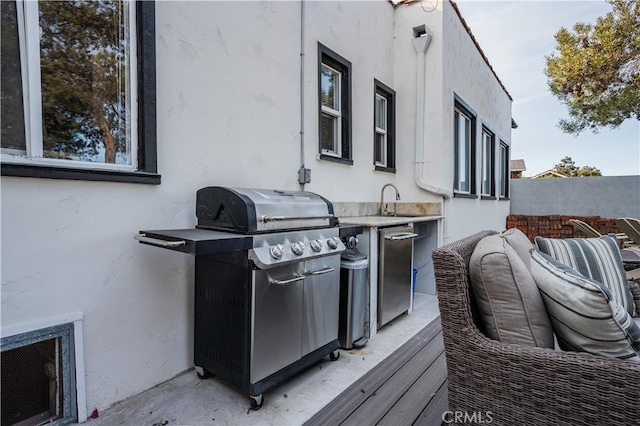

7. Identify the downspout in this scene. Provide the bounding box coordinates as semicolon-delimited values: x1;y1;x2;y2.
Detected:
412;30;452;244
298;0;309;189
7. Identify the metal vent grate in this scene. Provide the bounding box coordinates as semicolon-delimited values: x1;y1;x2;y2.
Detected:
1;338;63;426
1;322;77;426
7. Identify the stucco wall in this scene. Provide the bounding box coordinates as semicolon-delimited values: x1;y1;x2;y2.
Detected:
440;1;513;242
510;176;640;218
1;0;513;412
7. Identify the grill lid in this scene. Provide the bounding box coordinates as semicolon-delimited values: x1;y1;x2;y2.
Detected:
196;187;336;234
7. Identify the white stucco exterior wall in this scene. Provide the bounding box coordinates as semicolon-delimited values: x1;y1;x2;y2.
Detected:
1;0;512;412
441;1;512;242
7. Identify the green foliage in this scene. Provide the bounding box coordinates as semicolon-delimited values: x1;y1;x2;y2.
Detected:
544;0;640;135
39;0;128;163
552;156;602;177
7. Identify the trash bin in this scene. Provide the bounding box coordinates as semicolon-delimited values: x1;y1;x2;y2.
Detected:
339;248;369;349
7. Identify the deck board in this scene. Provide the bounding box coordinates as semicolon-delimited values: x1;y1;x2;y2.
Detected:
378;352;447;425
305;317;448;426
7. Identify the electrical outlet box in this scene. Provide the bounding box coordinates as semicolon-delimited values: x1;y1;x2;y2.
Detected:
298;167;311;184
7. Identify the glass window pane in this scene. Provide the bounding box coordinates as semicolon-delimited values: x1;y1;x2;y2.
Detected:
1;0;27;152
321;65;339;110
375;132;385;164
320;113;337;153
457;114;470;192
39;0;132;164
375;95;386;130
500;144;507;196
482;133;491;194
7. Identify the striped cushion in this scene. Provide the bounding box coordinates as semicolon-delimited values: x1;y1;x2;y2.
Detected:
535;235;635;316
531;250;640;362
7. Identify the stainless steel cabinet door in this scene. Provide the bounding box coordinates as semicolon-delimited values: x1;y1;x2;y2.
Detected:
251;264;303;383
301;256;340;356
378;225;415;327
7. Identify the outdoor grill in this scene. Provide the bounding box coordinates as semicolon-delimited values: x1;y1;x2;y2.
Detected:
135;187;354;409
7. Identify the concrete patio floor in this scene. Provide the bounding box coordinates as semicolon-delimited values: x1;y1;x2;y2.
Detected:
81;293;440;426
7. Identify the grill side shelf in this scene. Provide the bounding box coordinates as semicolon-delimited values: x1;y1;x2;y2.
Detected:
135;229;253;255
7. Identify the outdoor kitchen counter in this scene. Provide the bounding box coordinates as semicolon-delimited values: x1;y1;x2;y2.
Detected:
338;215;443;227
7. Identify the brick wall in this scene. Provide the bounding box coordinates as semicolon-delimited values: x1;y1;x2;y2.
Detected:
506;215;621;242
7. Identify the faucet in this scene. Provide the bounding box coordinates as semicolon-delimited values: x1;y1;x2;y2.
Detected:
380;183;400;216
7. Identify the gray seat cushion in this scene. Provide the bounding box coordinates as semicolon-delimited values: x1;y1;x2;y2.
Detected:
500;228;534;270
470;234;554;348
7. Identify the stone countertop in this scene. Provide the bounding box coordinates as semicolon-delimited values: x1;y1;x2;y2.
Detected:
337;215;443;227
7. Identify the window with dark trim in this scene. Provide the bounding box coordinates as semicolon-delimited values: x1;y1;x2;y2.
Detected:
481;126;495;198
1;0;158;185
373;79;395;172
499;141;510;199
453;98;476;196
318;43;352;165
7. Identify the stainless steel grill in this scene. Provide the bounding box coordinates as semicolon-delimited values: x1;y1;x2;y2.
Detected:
135;187;351;409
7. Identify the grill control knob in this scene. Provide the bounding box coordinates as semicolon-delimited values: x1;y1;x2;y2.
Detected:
327;237;340;250
269;244;285;260
310;239;323;252
291;241;305;256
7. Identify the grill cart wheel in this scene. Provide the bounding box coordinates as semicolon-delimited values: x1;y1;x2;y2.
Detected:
249;394;263;410
329;350;340;361
195;366;212;380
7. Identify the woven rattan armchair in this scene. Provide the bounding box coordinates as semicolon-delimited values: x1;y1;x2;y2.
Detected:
432;230;640;425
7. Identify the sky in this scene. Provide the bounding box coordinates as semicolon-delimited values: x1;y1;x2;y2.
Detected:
454;0;640;177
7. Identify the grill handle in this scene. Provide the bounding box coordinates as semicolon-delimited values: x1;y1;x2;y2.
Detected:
384;232;418;241
134;234;186;248
269;275;305;285
260;214;335;223
305;266;335;276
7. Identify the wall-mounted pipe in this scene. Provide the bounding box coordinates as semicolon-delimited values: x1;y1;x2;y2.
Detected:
298;0;308;189
412;29;451;246
412;32;452;200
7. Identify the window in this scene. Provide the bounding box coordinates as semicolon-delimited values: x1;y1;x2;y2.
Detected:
374;79;395;172
1;0;158;184
499;141;510;198
481;126;495;198
318;43;351;164
453;98;476;195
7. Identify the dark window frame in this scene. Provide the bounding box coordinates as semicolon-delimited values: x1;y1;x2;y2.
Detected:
480;124;496;199
1;1;159;185
373;79;396;173
318;43;352;165
453;96;477;197
499;140;510;200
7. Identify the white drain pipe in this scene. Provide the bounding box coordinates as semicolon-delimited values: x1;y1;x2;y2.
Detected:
412;31;452;245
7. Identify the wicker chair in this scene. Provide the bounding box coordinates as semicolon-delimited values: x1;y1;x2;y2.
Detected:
432;230;640;425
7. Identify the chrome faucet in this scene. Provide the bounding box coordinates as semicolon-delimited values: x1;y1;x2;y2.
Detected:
380;183;400;216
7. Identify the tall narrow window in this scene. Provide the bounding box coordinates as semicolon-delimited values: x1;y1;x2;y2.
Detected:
499;141;510;198
320;64;341;156
1;0;158;184
318;43;351;164
374;94;387;165
454;99;476;195
373;79;395;172
481;127;495;197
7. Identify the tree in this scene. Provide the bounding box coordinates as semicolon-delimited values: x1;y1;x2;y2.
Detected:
552;156;602;177
544;0;640;135
39;1;128;163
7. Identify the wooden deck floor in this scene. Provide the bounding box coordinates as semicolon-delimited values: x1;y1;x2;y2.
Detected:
305;317;448;426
